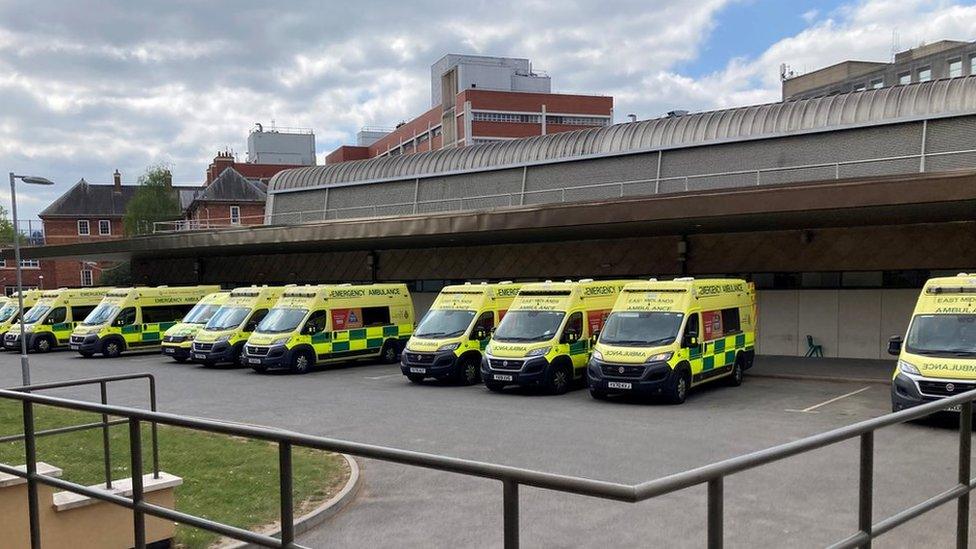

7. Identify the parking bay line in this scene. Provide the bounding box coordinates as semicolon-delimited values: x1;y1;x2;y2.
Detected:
365;373;402;380
786;386;872;414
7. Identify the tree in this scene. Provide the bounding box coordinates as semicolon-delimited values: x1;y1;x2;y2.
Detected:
97;261;132;286
0;204;15;245
123;165;181;236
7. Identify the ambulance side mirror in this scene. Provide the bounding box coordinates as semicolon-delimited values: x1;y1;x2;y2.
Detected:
473;327;488;341
887;336;903;356
683;335;699;348
590;330;600;343
563;329;580;344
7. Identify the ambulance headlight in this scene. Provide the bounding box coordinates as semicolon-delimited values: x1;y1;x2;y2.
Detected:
591;349;604;361
525;347;550;357
646;351;673;363
215;335;231;344
898;360;920;376
185;334;195;341
273;337;290;346
437;342;460;352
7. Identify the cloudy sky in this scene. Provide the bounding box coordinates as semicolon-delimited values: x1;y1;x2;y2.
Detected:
2;0;976;219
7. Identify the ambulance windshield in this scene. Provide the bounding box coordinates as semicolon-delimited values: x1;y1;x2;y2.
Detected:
21;305;50;324
0;303;18;322
599;312;683;347
492;311;564;342
205;307;250;331
183;303;222;325
415;310;476;338
83;304;120;325
256;308;308;334
906;314;976;356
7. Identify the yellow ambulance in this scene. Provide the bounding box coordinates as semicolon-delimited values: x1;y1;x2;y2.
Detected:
0;289;41;339
243;284;414;374
401;281;522;385
189;286;285;367
70;285;220;357
4;288;110;353
587;278;757;404
481;279;633;394
160;291;230;362
889;274;976;413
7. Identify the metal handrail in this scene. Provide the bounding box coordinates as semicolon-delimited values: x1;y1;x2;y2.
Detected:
251;147;976;227
0;376;974;548
0;373;160;488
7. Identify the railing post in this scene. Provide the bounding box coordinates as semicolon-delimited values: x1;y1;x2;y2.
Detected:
129;418;146;549
100;382;113;489
834;163;840;179
503;479;519;549
684;176;689;191
957;401;972;549
858;432;874;548
707;478;723;549
279;442;295;547
23;400;41;549
148;376;160;479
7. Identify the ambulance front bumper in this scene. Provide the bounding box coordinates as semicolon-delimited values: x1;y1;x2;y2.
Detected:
400;350;458;378
891;372;976;414
190;341;236;364
481;355;550;386
4;332;34;351
69;334;100;353
586;358;675;397
242;344;291;370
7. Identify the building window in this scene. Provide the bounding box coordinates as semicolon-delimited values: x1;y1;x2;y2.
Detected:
853;83;866;92
20;259;39;269
5;286;38;296
77;219;90;235
870;79;884;89
417;132;430;144
545;115;611;126
98;219;111;236
970;55;976;75
949;58;963;78
917;67;931;82
431;126;442;137
471;112;542;123
229;205;241;225
80;269;93;287
898;72;911;85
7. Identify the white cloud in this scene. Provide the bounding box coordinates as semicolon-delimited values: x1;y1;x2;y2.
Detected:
0;0;973;220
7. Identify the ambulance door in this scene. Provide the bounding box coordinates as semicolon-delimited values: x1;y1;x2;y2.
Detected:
561;311;588;373
682;312;704;378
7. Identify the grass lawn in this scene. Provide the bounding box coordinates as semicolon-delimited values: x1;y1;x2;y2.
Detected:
0;399;349;548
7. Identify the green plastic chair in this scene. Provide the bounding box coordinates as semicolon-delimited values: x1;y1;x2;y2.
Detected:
805;335;824;357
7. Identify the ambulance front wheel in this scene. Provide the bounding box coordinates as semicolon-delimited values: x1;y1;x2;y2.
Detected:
380;340;399;364
33;335;55;353
102;338;124;358
455;355;482;385
290;349;314;374
666;367;691;404
544;362;572;395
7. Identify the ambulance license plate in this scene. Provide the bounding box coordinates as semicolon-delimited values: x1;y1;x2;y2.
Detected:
608;381;632;390
193;353;207;360
69;344;79;350
409;367;426;374
494;374;513;382
248;358;262;365
164;348;174;354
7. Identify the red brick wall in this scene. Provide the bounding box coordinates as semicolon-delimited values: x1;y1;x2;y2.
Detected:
206;155;303;184
460;89;613;115
366;106;443;157
325;146;371;164
187;202;265;226
37;216;126;289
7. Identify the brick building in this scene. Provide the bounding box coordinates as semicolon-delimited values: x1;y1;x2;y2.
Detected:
326;54;613;164
184;167;268;227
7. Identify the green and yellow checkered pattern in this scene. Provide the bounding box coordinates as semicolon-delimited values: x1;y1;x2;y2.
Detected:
689;332;755;374
119;321;178;347
309;323;413;359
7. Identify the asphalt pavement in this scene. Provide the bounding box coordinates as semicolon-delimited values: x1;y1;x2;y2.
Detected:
0;351;969;548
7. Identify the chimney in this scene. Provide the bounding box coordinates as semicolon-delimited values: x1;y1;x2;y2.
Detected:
113;169;122;193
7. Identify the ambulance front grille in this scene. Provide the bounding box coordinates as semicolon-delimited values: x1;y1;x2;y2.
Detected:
489;358;523;371
918;380;976;397
406;352;435;364
70;335;86;344
601;364;647;378
192;342;214;352
246;345;270;356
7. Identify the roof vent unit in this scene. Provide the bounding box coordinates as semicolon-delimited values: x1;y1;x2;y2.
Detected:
648;278;658;282
674;277;695;282
667;110;689;118
499;280;513;285
579;278;594;283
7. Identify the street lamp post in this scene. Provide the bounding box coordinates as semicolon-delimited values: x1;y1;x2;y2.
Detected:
9;173;54;386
